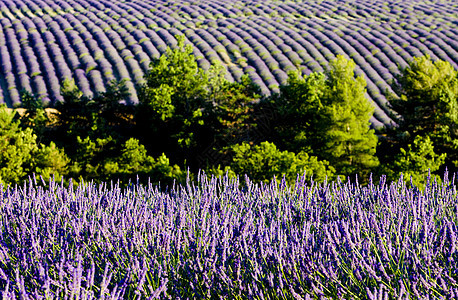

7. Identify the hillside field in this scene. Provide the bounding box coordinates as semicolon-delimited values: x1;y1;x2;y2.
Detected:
0;0;457;128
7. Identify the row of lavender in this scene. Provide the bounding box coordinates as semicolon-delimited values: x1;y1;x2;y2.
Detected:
0;172;457;298
0;0;457;126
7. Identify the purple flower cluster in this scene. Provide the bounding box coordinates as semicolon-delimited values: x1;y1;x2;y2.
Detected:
0;171;457;298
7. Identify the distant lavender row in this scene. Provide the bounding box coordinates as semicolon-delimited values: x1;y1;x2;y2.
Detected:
0;171;457;298
0;0;457;127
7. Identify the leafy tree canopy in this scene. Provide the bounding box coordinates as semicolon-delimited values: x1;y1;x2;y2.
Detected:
319;55;379;178
383;55;458;178
227;141;335;185
138;35;262;170
274;55;379;180
273;71;326;153
389;55;458;137
0;105;68;185
55;78;133;143
388;135;446;188
138;35;213;149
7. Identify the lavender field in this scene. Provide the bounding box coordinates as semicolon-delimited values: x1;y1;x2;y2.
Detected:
0;0;457;127
0;171;457;299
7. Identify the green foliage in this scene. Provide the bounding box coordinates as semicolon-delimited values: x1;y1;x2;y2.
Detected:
143;84;175;121
115;138;185;184
141;36;209;110
0;105;68;186
209;74;261;142
388;135;446;187
89;79;134;138
60;77;84;103
116;138;155;174
274;71;326;153
274;55;379;180
56;78;141;180
51;78;137;183
17;90;49;142
55;78;133;144
389;55;458;138
33;142;70;181
228;141;334;185
206;164;238;179
138;35;262;170
53;78;90;141
320;55;379;178
383;55;458;181
149;153;186;184
69;135;116;180
0;108;36;184
138;35;212;151
8;50;458;188
13;73;186;186
69;136;184;185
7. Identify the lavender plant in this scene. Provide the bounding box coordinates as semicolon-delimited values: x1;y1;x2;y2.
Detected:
0;170;457;299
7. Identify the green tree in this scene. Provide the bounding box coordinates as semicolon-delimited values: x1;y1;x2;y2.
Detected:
385;55;458;174
33;142;70;181
138;35;262;170
389;55;458;137
390;135;446;187
201;73;262;167
0;105;68;186
228;141;334;185
138;35;213;155
52;78;135;181
54;78;88;141
114;138;186;184
274;55;379;180
69;135;117;181
209;74;261;142
319;55;379;179
87;79;135;139
17;90;50;143
55;78;133;144
115;138;156;175
273;71;326;153
69;136;185;185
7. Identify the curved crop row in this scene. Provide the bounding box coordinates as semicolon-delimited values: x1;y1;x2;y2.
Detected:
0;0;456;127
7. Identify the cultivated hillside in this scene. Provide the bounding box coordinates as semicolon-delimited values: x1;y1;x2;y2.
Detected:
0;0;457;127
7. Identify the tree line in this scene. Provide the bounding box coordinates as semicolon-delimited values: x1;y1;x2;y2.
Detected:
1;35;457;188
